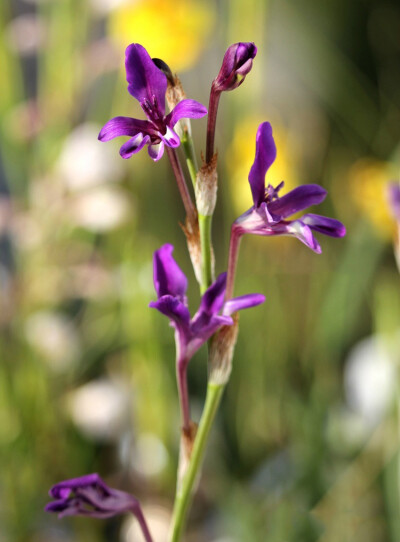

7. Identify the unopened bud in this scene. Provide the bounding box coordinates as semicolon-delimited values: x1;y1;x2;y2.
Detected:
195;154;218;216
209;314;239;385
212;42;257;93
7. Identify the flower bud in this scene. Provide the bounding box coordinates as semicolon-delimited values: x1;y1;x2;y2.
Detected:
212;42;257;93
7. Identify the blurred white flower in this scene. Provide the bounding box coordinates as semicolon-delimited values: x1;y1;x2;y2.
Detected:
25;311;80;372
57;124;123;191
70;186;131;232
12;212;43;250
121;504;170;542
344;335;396;428
89;0;128;16
5;14;46;56
67;378;130;441
119;432;168;478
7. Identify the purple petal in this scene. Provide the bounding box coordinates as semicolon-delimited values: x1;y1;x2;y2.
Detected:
189;314;233;354
119;133;150;159
49;474;106;499
148;141;165;161
268;184;327;218
153;244;188;300
98;117;152;142
125;43;167;115
302;213;346;237
288;220;322;253
149;296;192;354
198;272;227;316
160;126;180;148
165;99;208;128
223;293;265;316
387;182;400;222
248;122;277;207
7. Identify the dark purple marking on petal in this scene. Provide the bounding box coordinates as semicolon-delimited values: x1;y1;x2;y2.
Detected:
223;293;265;316
125;43;167;115
119;133;150;159
248;122;277;207
165;99;208;128
98;117;152;142
160;126;180;148
268;184;327;218
153;244;188;300
302;213;346;237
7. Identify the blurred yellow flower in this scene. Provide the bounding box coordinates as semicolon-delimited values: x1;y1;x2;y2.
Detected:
348;158;396;238
226;117;298;215
108;0;215;72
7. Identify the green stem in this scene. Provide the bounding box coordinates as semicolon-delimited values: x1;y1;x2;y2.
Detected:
199;213;213;293
168;382;224;542
181;129;198;189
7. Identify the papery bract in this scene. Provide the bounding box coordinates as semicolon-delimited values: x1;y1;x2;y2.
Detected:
98;44;207;161
233;122;346;253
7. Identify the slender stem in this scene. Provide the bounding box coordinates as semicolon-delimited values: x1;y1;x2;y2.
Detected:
181;129;198;188
177;359;191;432
206;88;221;164
168;382;224;542
132;505;154;542
166;147;196;223
226;226;242;301
199;214;213;293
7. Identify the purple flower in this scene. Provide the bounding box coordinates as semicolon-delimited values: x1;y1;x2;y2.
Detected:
150;244;265;362
45;474;153;541
387;182;400;223
212;42;257;93
233;122;346;253
98;44;207;161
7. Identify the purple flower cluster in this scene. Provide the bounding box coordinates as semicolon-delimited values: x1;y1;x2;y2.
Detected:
150;244;264;362
45;474;153;541
234;122;346;253
99;44;207;161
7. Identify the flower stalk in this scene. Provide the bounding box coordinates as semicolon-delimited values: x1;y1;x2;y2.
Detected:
168;382;225;542
181;128;199;188
198;213;213;293
205;89;221;164
226;225;242;301
166;146;197;224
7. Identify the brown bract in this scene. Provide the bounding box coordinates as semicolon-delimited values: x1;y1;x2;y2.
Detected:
209;313;240;385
